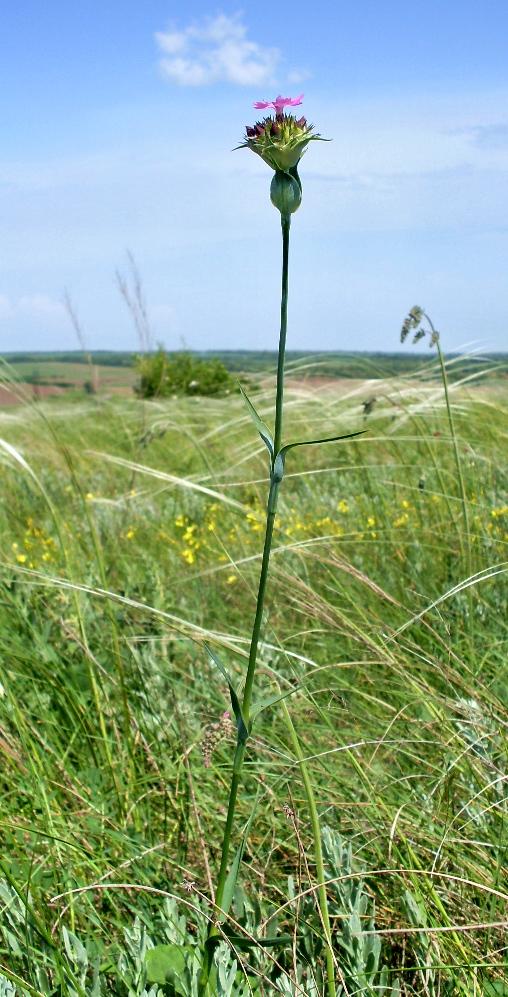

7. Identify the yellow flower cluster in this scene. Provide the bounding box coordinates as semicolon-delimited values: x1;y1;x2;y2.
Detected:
11;518;58;568
162;491;508;573
487;505;508;543
174;514;201;565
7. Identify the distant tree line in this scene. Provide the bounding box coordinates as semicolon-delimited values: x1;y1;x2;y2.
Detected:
0;351;135;367
1;349;506;382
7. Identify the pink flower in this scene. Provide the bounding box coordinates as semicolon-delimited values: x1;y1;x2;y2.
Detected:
253;94;304;116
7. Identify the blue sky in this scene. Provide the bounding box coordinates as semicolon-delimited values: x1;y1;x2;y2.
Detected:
1;0;508;353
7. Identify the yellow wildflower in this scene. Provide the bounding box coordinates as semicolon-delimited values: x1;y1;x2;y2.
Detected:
246;513;262;532
394;514;409;527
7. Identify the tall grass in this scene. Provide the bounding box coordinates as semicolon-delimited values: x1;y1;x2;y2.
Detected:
0;354;506;994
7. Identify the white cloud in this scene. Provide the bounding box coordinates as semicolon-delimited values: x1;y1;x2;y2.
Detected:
0;294;64;322
155;13;279;87
287;69;310;86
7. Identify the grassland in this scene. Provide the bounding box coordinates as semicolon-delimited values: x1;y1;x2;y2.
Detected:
0;355;506;996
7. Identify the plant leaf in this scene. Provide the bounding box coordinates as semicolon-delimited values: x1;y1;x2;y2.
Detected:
145;943;187;987
219;792;260;921
249;687;299;724
239;385;273;457
274;429;365;478
205;644;249;743
220;930;300;948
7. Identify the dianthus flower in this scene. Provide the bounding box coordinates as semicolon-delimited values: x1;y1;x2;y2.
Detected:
237;94;325;173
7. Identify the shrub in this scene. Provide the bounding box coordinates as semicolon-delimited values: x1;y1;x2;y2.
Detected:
135;347;233;398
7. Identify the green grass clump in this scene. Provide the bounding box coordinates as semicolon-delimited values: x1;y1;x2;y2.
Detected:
0;357;506;995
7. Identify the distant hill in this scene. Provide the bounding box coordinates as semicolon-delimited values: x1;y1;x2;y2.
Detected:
0;349;506;380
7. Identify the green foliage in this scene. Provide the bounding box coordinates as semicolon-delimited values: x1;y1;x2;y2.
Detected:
0;359;506;993
135;349;234;398
320;827;399;996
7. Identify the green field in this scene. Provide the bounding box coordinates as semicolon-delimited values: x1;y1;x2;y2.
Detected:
1;360;135;387
0;358;507;995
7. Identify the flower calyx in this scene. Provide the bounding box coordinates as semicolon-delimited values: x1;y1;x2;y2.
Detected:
270;167;302;216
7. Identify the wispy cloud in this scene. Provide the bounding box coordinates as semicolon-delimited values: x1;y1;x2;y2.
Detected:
0;294;64;322
155;13;279;87
471;123;508;149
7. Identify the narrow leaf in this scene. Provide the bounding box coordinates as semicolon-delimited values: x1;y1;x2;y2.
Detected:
219;792;260;920
250;687;299;724
275;429;366;477
205;644;249;743
239;385;274;456
220;931;300;949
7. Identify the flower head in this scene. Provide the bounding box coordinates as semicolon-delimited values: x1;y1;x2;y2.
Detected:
253;94;304;116
236;95;329;215
237;94;326;174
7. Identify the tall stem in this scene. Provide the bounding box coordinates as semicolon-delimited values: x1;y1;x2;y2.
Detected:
274;214;290;456
199;214;291;994
426;313;474;662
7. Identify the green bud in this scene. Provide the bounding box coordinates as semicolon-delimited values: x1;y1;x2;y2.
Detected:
270;170;302;215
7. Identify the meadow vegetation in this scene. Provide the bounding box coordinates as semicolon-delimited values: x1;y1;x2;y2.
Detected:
0;354;507;995
135;349;233;398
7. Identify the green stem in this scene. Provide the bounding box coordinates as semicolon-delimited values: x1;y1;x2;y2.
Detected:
426;313;474;662
242;477;279;718
274;215;290;456
199;214;291;994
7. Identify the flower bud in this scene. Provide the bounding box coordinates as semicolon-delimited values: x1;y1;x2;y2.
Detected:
270;170;302;215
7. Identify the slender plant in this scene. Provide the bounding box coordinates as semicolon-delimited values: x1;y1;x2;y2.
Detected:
198;95;362;995
400;307;475;660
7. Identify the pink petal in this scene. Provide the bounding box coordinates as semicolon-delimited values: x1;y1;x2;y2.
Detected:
253;94;304;112
272;94;304;111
